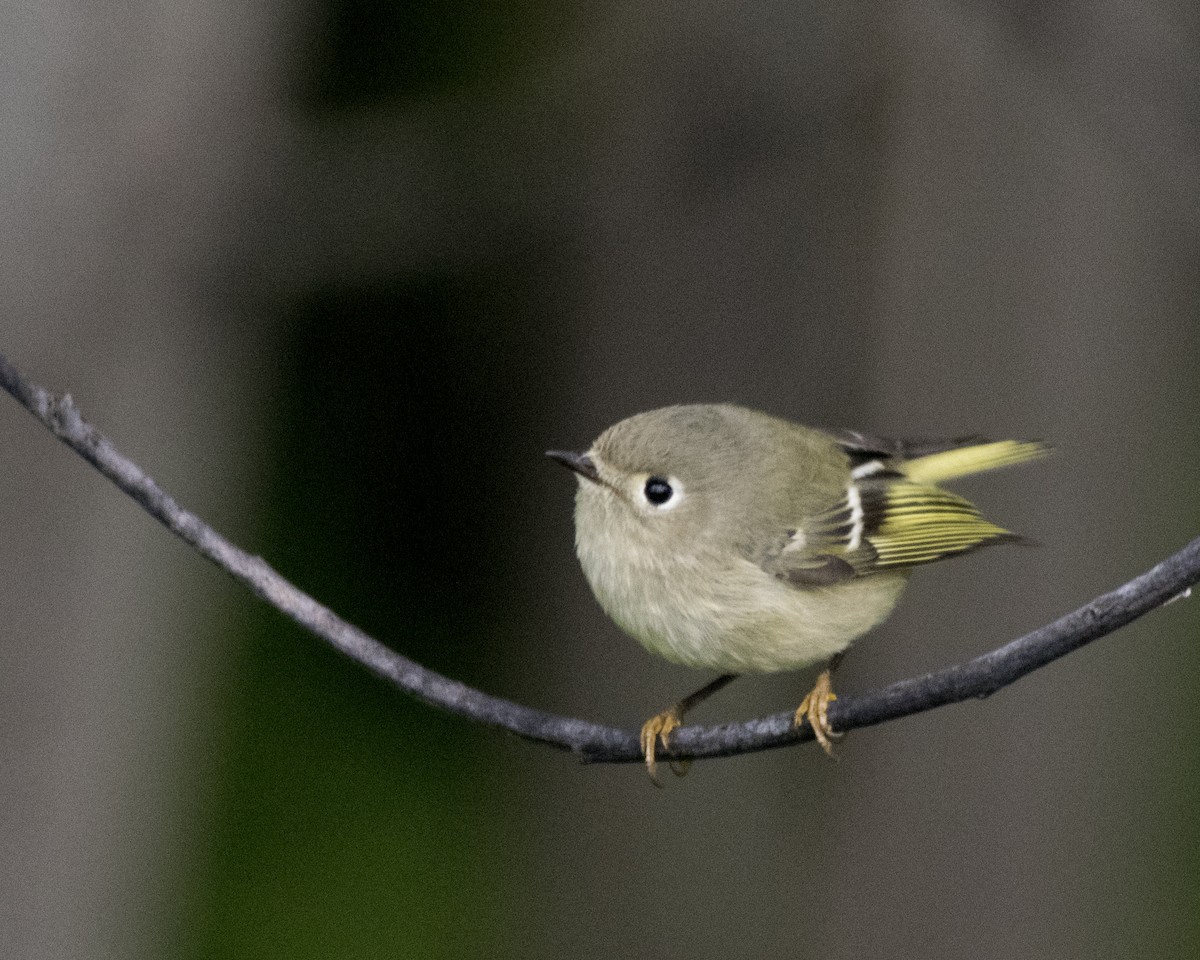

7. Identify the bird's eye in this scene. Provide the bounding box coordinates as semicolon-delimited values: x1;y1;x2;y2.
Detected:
644;476;673;506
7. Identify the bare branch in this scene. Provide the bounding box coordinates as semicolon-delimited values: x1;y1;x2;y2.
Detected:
2;352;1197;766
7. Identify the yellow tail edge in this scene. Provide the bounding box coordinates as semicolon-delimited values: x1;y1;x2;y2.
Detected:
902;440;1049;485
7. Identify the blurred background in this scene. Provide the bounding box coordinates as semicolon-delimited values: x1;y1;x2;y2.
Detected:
2;1;1199;957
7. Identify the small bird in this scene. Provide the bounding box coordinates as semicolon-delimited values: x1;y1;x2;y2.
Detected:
548;404;1046;782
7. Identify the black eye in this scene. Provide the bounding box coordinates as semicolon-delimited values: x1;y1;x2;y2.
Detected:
644;476;673;505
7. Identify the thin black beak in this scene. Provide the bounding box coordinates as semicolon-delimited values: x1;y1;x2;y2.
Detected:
546;449;601;483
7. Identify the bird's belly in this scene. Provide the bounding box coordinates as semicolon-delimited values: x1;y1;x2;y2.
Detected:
584;549;907;673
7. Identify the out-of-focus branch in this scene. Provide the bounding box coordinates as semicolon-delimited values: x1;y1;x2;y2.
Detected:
1;352;1196;766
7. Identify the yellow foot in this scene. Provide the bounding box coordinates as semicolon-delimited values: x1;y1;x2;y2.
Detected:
795;669;843;757
640;707;690;786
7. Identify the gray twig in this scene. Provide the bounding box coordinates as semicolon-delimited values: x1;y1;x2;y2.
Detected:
2;352;1196;765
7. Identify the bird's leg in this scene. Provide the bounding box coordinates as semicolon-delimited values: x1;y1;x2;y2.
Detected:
640;673;738;786
795;651;846;757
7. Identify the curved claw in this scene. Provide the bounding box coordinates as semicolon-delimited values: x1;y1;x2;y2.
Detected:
795;669;844;757
640;708;685;786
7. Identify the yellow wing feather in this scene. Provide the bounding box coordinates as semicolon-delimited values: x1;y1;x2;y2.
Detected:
900;440;1047;485
864;483;1016;569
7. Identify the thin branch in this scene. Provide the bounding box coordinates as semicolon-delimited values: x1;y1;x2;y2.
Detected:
1;352;1196;766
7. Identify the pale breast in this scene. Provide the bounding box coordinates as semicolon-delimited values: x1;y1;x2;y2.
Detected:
579;530;907;673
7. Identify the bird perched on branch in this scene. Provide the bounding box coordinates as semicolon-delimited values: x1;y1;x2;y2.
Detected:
548;404;1046;783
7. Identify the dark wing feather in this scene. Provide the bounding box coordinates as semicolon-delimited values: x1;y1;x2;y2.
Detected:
831;430;989;463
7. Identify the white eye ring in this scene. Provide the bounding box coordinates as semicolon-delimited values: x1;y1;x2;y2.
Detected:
641;475;684;511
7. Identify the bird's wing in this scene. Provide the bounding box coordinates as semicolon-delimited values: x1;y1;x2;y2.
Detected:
765;438;1046;587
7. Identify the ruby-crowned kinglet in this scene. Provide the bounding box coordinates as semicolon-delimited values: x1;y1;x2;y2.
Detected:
548;403;1046;781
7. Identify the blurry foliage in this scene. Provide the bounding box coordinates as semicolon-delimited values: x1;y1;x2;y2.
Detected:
183;278;542;958
271;279;541;649
176;0;585;948
307;0;567;107
182;258;579;956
